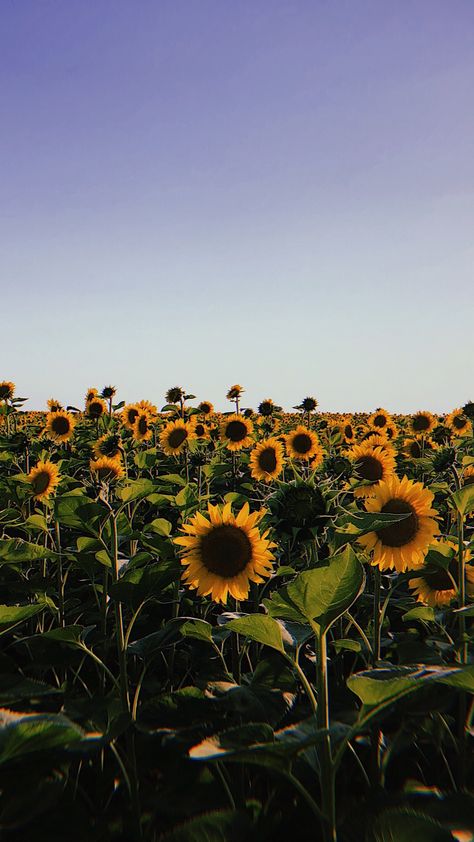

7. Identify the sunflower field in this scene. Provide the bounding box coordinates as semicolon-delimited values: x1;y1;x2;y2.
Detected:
0;380;473;842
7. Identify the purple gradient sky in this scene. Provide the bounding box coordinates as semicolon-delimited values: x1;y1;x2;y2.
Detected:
2;1;473;412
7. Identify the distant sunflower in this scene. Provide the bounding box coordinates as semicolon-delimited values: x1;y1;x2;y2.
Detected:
136;399;158;418
166;386;185;404
192;420;211;440
249;437;284;482
28;460;60;501
220;414;254;451
368;408;392;431
403;438;436;459
198;401;214;416
85;387;98;405
295;396;318;413
0;382;15;401
94;433;122;460
90;456;124;482
45;410;75;443
285;425;320;461
409;541;474;607
226;384;244;400
410;411;436;437
132;411;154;442
462;466;474;486
47;398;63;412
160;419;194;455
101;385;116;399
347;442;396;497
258;398;275;417
342;419;355;443
385;423;398;441
446;409;472;437
175;502;275;603
358;475;439;572
86;398;107;419
122;403;140;430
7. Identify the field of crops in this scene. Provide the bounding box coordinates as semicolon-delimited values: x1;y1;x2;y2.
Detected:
0;380;473;842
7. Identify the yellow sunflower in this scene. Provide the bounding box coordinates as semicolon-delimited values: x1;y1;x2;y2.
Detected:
226;384;244;400
446;409;472;437
358;475;439;572
44;410;75;443
90;456;124;482
47;398;63;412
403;438;436;459
191;420;211;440
462;466;474;486
341;418;355;443
285;425;320;461
86;397;107;419
28;461;60;501
410;411;436;437
220;414;254;451
347;442;396;498
198;400;214;416
93;433;122;460
160;419;195;455
132;411;154;442
367;408;392;431
85;387;98;405
175;502;276;603
409;541;474;607
136;400;158;418
122;403;140;430
249;437;285;482
0;381;15;401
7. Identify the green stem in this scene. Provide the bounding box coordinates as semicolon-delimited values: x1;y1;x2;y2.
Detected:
314;627;336;842
372;566;381;665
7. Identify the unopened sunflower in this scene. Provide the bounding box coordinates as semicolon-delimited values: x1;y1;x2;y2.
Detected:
45;410;75;443
160;419;195;455
90;456;124;482
285;425;320;461
409;541;474;607
249;437;284;482
220;414;254;451
175;502;275;603
28;460;60;501
358;474;439;572
347;442;396;497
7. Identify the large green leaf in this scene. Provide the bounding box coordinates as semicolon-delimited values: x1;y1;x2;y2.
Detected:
0;710;85;765
0;539;57;564
0;603;46;628
449;483;474;517
118;478;156;503
225;615;285;654
348;665;474;709
264;546;365;632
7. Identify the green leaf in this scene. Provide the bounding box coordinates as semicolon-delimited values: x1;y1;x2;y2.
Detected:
24;514;49;533
162;809;255;842
226;615;285;654
265;546;365;632
0;710;85;765
180;619;213;644
0;603;46;628
159;473;187;487
333;510;413;550
372;808;454;841
449;483;474;517
403;605;436;623
0;539;57;564
348;665;474;710
117;478;156;503
54;492;104;532
332;638;362;654
147;518;172;537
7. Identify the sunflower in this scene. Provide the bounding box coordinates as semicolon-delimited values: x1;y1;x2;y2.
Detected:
249;437;284;482
462;465;474;486
409;541;474;607
175;502;275;603
86;397;107;419
47;398;63;412
220;414;254;451
160;419;195;455
198;401;214;416
133;411;154;442
137;399;158;418
226;384;244;400
358;475;439;572
45;410;75;443
191;420;211;440
295;396;318;413
342;418;355;443
385;423;398;441
269;480;327;537
446;409;472;437
403;438;436;459
368;408;392;431
166;386;185;404
28;460;60;501
347;442;396;497
122;403;140;430
90;456;124;482
410;411;436;437
85;387;98;405
101;385;116;399
258;398;276;417
93;433;122;460
0;381;15;401
285;425;320;461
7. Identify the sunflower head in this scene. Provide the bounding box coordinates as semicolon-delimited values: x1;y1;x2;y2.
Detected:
325;454;353;480
85;388;98;404
192;420;211;439
175;502;275;603
28;460;60;501
258;398;275;417
133;411;154;442
462;400;474;421
446;409;472;436
166;386;185;404
90;456;124;483
160;419;195;455
45;410;75;443
431;424;452;445
409;540;474;607
136;400;158;418
294;396;318;413
47;398;63;412
249;437;284;482
0;382;15;401
410;411;436;437
358;475;439;572
86;398;107;419
101;385;116;399
347;442;396;497
122;403;140;430
269;480;327;538
220;414;254;451
94;433;122;460
198;401;214;416
368;408;392;430
463;466;474;487
243;408;254;418
432;446;456;473
285;425;321;461
226;384;244;401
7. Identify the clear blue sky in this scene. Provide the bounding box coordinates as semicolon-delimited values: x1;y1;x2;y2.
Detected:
2;1;473;413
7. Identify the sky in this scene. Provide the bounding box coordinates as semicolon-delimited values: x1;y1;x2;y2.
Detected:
1;0;473;414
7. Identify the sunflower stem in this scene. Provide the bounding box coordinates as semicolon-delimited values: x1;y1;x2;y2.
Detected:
314;626;336;842
372;567;381;665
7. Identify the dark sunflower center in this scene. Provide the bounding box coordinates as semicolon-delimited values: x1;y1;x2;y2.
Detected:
292;433;312;454
195;423;205;436
409;441;422;458
258;447;277;473
138;416;148;434
422;563;455;591
128;408;139;424
168;428;187;448
200;525;252;577
377;499;419;547
344;425;353;438
355;455;383;482
89;401;103;418
0;385;13;399
51;416;70;435
200;404;211;414
226;420;248;442
259;402;273;416
373;414;387;428
32;471;51;494
453;415;467;430
413;415;430;432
